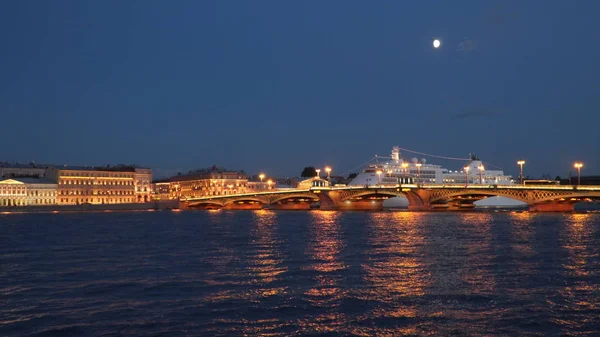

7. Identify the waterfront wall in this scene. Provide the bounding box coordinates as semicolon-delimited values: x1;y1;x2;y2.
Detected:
0;200;180;213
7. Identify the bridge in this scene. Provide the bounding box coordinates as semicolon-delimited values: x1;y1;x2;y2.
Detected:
181;183;600;212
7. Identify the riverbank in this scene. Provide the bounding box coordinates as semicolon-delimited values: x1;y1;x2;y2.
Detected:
0;200;180;214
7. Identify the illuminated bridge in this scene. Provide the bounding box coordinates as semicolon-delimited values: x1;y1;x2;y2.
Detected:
181;183;600;212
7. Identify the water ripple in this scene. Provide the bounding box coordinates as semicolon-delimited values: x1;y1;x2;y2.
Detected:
1;210;599;336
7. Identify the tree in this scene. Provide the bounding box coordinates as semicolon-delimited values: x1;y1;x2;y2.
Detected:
301;166;317;178
555;176;561;182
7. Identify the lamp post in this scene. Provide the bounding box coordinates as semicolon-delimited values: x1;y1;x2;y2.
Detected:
267;179;273;190
478;164;484;184
315;169;321;179
415;163;422;185
325;166;332;180
517;160;525;185
464;166;470;187
376;170;382;185
401;162;408;183
574;162;583;185
259;173;265;182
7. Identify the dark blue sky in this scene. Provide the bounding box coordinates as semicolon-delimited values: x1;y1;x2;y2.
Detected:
1;1;599;179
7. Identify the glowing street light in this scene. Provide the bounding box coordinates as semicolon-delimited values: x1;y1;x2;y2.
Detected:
574;162;583;185
464;166;470;187
517;160;525;185
325;166;332;180
478;164;485;184
267;179;273;189
259;173;265;182
376;170;382;185
315;169;321;179
415;163;422;184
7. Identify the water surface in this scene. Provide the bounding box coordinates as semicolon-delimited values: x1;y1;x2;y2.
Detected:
1;210;599;336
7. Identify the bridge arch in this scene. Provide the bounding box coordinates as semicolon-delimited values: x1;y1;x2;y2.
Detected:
269;193;319;204
222;197;268;206
187;200;225;209
339;189;404;202
427;189;531;205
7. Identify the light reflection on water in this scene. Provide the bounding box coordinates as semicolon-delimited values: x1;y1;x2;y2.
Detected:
1;211;599;336
551;213;600;337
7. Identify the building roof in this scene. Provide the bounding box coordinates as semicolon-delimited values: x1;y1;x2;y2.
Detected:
58;164;149;172
0;162;53;169
0;177;57;185
1;162;150;172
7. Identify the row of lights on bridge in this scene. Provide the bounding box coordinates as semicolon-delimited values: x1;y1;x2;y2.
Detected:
517;160;584;185
257;174;273;188
366;160;586;186
258;160;586;189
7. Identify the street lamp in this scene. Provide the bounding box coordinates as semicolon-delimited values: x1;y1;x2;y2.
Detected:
325;166;332;180
517;160;525;185
376;170;382;185
464;166;470;187
415;163;422;184
401;162;408;183
259;173;265;182
315;169;321;179
267;179;273;189
574;162;583;185
478;164;485;184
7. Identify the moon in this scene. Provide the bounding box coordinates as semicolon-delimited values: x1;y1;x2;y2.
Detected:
433;39;441;48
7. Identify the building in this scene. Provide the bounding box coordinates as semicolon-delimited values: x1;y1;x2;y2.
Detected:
167;167;249;199
152;181;171;200
56;165;147;205
134;168;152;202
0;178;57;207
297;177;330;189
247;181;275;192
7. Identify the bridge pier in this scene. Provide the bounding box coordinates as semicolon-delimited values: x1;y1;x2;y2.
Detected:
316;190;384;211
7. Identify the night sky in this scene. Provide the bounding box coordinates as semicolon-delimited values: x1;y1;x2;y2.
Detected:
1;1;599;179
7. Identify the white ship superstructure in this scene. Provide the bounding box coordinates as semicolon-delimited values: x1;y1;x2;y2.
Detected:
348;147;522;207
349;147;514;186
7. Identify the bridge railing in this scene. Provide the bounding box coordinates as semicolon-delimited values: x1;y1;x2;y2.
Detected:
319;183;600;191
183;183;600;201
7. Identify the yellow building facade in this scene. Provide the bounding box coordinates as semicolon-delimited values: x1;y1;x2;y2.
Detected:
57;166;141;205
134;168;153;202
0;178;57;207
168;169;250;199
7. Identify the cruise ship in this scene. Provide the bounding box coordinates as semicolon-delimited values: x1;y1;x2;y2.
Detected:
348;147;525;208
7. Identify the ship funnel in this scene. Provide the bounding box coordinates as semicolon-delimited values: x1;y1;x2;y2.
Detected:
391;146;400;162
421;158;427;164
